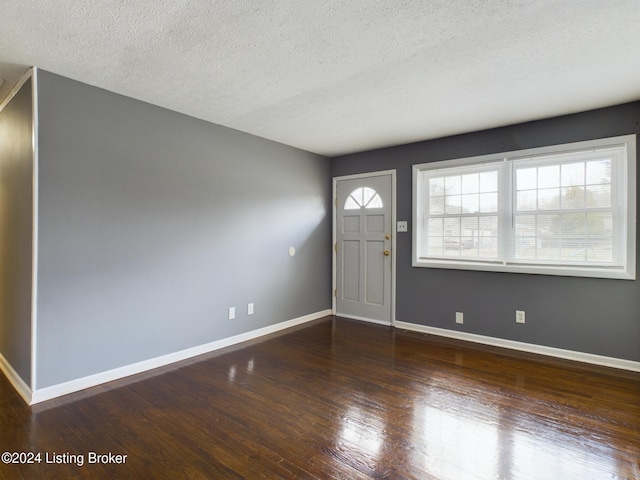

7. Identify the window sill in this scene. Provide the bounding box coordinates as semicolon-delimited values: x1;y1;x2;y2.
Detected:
412;258;636;280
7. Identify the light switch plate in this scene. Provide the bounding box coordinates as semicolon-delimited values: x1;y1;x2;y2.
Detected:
397;221;408;232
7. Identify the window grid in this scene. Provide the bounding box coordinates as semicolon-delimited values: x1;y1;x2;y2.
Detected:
412;135;636;280
423;167;500;261
345;187;383;210
510;154;618;266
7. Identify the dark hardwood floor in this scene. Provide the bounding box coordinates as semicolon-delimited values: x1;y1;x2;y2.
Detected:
1;316;639;479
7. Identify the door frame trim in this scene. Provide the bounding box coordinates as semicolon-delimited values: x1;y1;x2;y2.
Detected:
332;170;397;326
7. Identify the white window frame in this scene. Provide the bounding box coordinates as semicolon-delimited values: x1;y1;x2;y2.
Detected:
412;135;636;280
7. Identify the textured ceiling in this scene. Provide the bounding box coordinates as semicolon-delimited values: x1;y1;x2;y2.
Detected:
1;1;640;157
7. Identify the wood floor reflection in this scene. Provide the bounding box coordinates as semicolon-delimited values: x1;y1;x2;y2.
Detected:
1;316;639;479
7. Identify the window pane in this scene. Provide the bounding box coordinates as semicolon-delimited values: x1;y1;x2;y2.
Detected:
561;162;585;187
515;215;535;237
444;236;461;255
537;214;557;238
352;188;364;206
561;236;587;261
462;216;478;230
461;238;477;257
515;215;535;259
478;237;498;258
584;213;613;263
445;195;462;214
365;193;383;209
462;173;479;194
345;196;359;210
587;212;611;235
362;187;375;206
429;218;444;236
560;213;586;236
430;177;445;196
479;193;497;213
586;159;611;185
538;188;560;210
461;194;479;213
480;171;498;192
517;168;537;190
586;185;610;208
479;217;498;258
537;215;555;260
516;236;537;259
538;165;560;188
517;190;537;211
561;187;585;209
428;237;443;248
586;237;613;262
537;243;560;261
445;175;461;195
479;216;497;235
444;218;461;237
430;196;445;214
427;237;443;256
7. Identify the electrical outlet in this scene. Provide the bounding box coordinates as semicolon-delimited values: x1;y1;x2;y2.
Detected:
229;307;236;320
516;310;525;324
248;303;254;315
456;312;464;324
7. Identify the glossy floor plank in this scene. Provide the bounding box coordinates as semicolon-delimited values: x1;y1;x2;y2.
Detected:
1;317;639;479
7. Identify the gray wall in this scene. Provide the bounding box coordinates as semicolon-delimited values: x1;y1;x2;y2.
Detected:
332;102;640;362
36;71;331;389
0;78;33;386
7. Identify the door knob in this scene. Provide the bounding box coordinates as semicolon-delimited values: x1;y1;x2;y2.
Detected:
383;250;390;256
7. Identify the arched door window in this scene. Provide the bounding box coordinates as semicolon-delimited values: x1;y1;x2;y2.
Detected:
344;187;383;210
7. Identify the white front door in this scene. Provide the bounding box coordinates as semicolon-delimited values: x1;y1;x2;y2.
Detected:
335;172;394;325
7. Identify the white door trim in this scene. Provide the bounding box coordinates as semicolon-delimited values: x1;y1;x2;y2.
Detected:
332;170;397;326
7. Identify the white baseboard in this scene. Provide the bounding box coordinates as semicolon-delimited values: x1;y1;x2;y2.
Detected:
395;321;640;373
0;352;32;404
30;309;331;405
22;311;638;405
